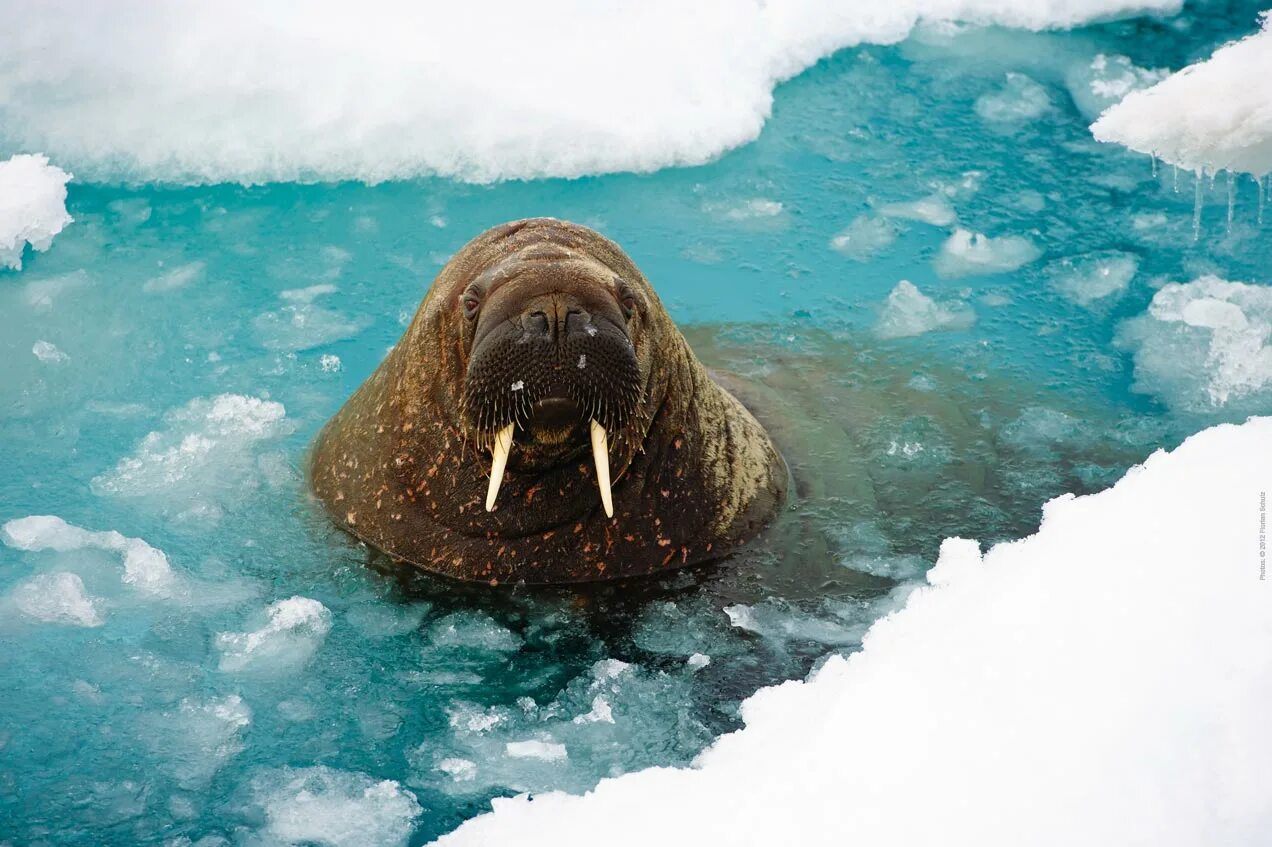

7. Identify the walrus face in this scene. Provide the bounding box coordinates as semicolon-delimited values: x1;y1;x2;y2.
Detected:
459;249;646;518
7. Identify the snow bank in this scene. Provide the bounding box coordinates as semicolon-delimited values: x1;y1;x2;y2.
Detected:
1117;275;1272;413
0;0;1179;185
0;153;72;270
875;280;975;338
435;417;1272;847
1092;17;1272;176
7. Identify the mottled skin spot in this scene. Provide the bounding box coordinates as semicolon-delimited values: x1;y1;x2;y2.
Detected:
309;218;787;584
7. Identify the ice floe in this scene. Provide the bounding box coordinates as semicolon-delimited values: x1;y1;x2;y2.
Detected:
829;214;897;261
247;765;421;847
1093;17;1272;176
144;695;252;789
1046;250;1138;306
934;228;1041;277
0;0;1181;185
91;394;288;514
435;416;1272;847
1116;275;1272;413
974;72;1052;125
2;515;176;596
874;280;975;338
1065;53;1166;121
0;153;72;270
7;571;104;627
216;596;333;673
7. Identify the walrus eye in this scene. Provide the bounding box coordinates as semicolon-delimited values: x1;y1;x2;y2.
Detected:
617;284;638;319
462;291;481;320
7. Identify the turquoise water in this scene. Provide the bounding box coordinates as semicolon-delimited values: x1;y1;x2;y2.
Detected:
3;4;1271;844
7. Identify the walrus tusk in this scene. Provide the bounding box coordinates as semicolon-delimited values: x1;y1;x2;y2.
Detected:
590;420;614;518
485;423;515;511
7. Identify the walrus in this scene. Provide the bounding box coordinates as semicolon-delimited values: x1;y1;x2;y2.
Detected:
309;218;787;584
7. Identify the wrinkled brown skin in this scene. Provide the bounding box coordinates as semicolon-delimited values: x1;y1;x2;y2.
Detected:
309;218;787;584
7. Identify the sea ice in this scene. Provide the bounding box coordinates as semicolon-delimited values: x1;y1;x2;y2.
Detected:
248;765;422;847
142;260;205;293
8;571;103;627
829;214;897;261
1064;53;1166;120
254;287;366;352
2;515;176;596
0;153;72;270
933;228;1041;277
145;695;252;788
974;72;1052;124
505;740;569;762
31;339;70;363
878;194;956;226
216;596;333;673
435;417;1272;847
91;394;288;511
1046;250;1138;306
874;280;975;338
0;0;1179;185
1093;17;1272;176
1116;275;1272;413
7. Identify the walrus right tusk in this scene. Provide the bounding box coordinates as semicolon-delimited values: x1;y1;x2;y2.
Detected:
484;423;515;511
590;420;614;518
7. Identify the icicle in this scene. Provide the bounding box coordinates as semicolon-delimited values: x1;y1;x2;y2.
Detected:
1192;170;1204;242
1150;154;1157;179
1226;172;1235;234
1172;165;1179;193
1262;174;1268;226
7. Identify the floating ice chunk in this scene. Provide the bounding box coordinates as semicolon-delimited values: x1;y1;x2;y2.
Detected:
974;72;1052;124
725;601;866;646
506;739;569;762
436;417;1272;847
829;214;896;261
705;198;784;222
2;515;176;596
0;154;73;270
438;758;478;782
91;394;287;506
142;261;205;293
1046;250;1138;306
216;597;332;673
319;354;342;372
1093;19;1272;176
687;653;711;670
23;269;90;311
428;611;521;653
32;340;69;363
248;766;421;847
874;280;975;339
878;194;956;226
1065;53;1166;121
254;285;365;351
0;2;1179;185
9;572;104;627
1116;275;1272;413
147;695;252;788
934;228;1041;277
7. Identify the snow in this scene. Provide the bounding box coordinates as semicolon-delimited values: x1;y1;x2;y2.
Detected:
248;765;422;847
1046;250;1138;306
0;0;1180;185
934;228;1041;277
1092;17;1272;176
8;571;103;627
0;153;72;270
434;416;1272;847
874;280;976;338
2;515;176;596
1116;275;1272;413
216;597;333;673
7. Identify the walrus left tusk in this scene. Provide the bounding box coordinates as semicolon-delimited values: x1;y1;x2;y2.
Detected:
590;420;614;518
485;423;514;511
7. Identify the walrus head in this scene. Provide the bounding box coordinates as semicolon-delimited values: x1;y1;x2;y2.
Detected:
458;236;647;517
309;217;787;584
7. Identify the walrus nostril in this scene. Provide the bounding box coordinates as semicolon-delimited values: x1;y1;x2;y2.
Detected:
524;310;550;337
564;307;590;337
